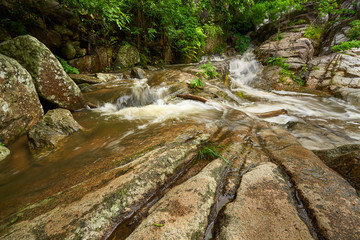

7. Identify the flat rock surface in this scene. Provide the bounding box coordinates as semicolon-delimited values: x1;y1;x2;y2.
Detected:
127;159;227;240
219;162;314;240
258;125;360;240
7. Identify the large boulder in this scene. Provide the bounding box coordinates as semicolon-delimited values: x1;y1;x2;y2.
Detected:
0;35;84;110
0;54;43;144
113;44;140;69
28;108;83;155
256;31;314;70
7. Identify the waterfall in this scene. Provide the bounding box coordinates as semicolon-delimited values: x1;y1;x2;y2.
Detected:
115;79;168;110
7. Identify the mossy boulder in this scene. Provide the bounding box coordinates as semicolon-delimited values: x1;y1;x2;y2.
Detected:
61;42;76;60
0;35;85;110
114;45;140;69
0;53;43;145
28;108;83;155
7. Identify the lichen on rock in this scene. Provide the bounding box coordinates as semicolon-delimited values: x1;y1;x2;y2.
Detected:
0;53;43;144
0;35;84;110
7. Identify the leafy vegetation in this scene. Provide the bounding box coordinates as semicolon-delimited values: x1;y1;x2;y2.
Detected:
56;56;80;74
2;0;355;64
266;57;290;70
332;20;360;52
266;57;306;86
332;40;360;52
348;20;360;40
304;25;324;41
198;144;230;164
199;61;218;80
189;78;205;89
235;34;251;53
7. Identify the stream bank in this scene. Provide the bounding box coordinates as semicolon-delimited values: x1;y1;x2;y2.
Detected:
1;1;360;239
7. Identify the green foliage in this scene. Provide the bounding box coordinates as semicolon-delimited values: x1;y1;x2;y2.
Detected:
203;22;224;38
266;57;290;70
58;0;129;31
297;19;308;24
235;34;250;53
152;223;164;227
315;0;339;16
0;19;26;34
198;144;230;164
0;142;5;147
280;69;306;86
236;92;246;98
348;20;360;40
332;40;360;52
274;32;284;41
199;61;218;79
304;25;324;41
56;56;80;74
190;78;204;89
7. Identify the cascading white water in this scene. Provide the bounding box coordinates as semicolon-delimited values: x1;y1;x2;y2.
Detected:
96;79;221;125
227;49;360;123
225;49;360;149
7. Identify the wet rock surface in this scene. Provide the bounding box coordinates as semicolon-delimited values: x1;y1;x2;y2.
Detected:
259;126;360;240
0;35;84;110
27;108;83;155
127;159;227;240
219;162;314;240
314;144;360;190
0;53;43;144
2;123;216;239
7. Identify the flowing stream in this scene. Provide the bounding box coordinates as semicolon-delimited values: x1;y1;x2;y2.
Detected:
1;49;360;237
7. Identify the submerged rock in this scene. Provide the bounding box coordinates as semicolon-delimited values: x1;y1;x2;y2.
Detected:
95;73;120;82
4;125;214;239
220;162;314;240
131;67;146;79
0;35;84;110
0;145;10;162
0;53;43;144
28;108;83;154
127;159;227;240
114;45;140;69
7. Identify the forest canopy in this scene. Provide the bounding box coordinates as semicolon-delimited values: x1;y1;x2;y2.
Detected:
1;0;356;63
